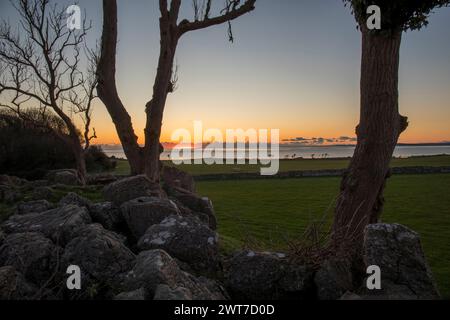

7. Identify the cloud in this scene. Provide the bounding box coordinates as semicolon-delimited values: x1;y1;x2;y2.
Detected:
338;136;356;142
282;135;357;145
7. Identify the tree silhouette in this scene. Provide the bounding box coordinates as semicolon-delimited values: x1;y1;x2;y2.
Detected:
97;0;256;181
333;0;450;250
0;0;97;185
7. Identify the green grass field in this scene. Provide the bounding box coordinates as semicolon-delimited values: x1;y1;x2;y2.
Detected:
196;174;450;298
113;154;450;176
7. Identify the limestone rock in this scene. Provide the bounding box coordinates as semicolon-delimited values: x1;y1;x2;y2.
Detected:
138;215;219;274
121;197;180;240
103;175;164;206
2;205;91;246
361;223;440;300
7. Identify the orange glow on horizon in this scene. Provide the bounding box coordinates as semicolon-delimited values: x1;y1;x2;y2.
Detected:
91;127;450;146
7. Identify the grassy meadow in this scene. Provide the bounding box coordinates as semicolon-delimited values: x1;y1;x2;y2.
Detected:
113;154;450;175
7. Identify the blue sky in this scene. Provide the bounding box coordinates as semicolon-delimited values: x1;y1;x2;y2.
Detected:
1;0;449;144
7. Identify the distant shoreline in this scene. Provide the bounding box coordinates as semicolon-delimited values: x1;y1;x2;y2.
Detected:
109;153;450;162
96;142;450;148
101;144;450;161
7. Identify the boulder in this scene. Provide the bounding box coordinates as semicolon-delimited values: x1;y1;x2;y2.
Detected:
87;173;119;185
62;224;135;290
58;192;92;208
314;258;354;300
339;291;362;300
121;197;180;240
0;232;60;285
122;249;181;295
16;200;54;215
226;250;283;300
168;198;213;229
122;249;226;300
0;266;37;300
226;250;314;300
166;186;217;230
2;205;91;246
277;263;316;297
162;166;196;193
88;201;123;231
361;223;440;300
103;175;165;206
153;284;192;300
138;215;219;274
45;169;79;186
114;288;146;300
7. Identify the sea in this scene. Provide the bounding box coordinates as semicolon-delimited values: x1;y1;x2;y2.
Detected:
99;144;450;161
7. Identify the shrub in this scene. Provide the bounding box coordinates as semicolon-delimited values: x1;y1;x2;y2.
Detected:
0;111;114;179
85;145;116;172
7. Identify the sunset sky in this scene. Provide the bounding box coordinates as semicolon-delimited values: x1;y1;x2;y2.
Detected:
1;0;449;145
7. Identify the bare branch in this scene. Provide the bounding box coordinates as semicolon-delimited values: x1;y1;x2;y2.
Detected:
0;0;95;152
179;0;256;37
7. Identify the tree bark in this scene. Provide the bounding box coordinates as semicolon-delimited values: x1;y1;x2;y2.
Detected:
54;128;87;186
97;0;144;175
73;141;87;186
143;6;180;182
333;27;408;248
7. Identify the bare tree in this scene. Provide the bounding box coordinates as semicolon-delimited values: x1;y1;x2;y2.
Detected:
0;0;97;185
97;0;256;181
333;0;450;251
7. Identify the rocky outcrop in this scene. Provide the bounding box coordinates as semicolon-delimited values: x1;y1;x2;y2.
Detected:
58;192;92;208
114;288;146;300
0;232;60;285
62;224;135;291
15;200;54;215
314;258;354;300
165;186;217;230
88;201;123;232
162;166;196;193
2;205;91;246
122;249;226;300
138;215;219;274
45;169;79;186
153;284;193;300
103;175;165;206
0;266;37;300
87;173;120;185
1;171;442;301
225;250;314;300
339;291;362;300
360;223;440;300
120;197;180;241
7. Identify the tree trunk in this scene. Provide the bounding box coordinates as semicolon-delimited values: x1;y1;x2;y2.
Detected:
52;129;87;186
143;14;179;182
333;28;408;248
73;143;87;186
97;0;144;175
